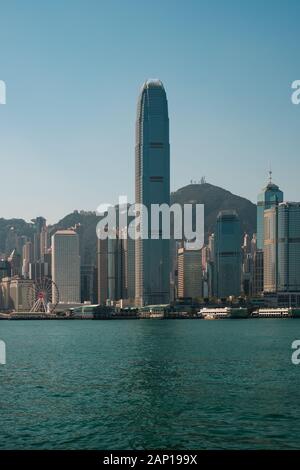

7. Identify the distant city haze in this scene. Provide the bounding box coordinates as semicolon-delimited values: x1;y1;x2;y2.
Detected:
0;0;299;223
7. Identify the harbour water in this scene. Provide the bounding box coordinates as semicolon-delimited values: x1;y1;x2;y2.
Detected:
0;319;300;450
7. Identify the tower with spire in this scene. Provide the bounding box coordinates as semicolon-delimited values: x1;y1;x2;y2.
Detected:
256;171;284;250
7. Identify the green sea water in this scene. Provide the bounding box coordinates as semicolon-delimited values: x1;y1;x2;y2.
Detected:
0;319;300;450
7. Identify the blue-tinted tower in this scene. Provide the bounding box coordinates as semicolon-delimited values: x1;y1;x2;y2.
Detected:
215;210;242;298
135;79;170;306
257;172;283;250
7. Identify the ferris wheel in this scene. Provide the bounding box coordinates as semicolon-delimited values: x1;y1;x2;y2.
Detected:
27;277;59;314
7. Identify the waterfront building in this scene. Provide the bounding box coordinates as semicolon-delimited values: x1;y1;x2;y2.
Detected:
51;230;80;304
8;277;34;312
81;264;97;304
0;276;11;310
107;235;125;302
215;211;242;298
263;202;300;306
277;202;300;292
257;172;283;250
177;247;203;299
264;206;278;292
97;237;108;305
135;79;170;306
252;249;264;296
122;229;135;302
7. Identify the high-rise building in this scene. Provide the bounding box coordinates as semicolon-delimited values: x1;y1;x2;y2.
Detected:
177;247;203;299
107;236;125;302
0;277;34;312
135;79;170;306
215;211;242;298
0;260;11;281
29;260;50;280
264;202;300;297
257;172;283;250
51;230;80;304
97;238;108;305
121;228;135;301
22;241;33;279
31;217;47;262
277;202;300;292
263;206;278;292
250;234;264;296
81;264;97;304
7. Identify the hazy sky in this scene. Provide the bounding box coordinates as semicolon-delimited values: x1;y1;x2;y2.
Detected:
0;0;299;223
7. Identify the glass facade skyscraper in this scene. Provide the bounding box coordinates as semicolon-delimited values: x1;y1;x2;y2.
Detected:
277;203;300;292
215;210;242;298
264;202;300;299
135;79;170;306
257;174;283;250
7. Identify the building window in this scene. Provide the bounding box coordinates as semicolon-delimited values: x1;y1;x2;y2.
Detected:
149;176;164;182
150;142;163;148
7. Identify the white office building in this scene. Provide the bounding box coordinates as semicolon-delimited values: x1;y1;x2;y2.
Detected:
51;230;80;304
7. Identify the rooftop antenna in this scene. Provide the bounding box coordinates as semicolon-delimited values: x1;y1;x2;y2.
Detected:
268;163;272;184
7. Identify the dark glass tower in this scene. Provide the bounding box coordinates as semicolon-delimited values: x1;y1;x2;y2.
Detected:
135;79;170;306
215;210;242;298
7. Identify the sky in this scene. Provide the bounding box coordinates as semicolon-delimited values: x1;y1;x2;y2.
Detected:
0;0;299;223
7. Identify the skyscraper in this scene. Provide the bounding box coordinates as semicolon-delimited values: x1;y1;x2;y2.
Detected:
51;230;80;304
264;202;300;301
278;202;300;293
263;206;278;292
257;172;283;250
31;217;47;262
135;79;170;306
215;210;242;298
97;237;108;305
177;247;203;299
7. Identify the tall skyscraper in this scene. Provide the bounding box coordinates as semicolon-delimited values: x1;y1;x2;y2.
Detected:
263;206;278;292
135;79;170;306
81;264;97;304
278;202;300;292
22;241;33;278
215;210;242;298
177;247;203;299
51;230;80;304
250;234;264;296
31;217;47;262
257;172;283;250
264;202;300;299
97;238;108;305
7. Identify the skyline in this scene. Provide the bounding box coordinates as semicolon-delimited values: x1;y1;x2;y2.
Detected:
0;0;300;223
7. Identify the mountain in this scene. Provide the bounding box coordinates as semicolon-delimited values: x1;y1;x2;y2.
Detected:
171;183;256;240
0;184;257;263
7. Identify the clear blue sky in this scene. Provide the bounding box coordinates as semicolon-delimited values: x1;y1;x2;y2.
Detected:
0;0;299;223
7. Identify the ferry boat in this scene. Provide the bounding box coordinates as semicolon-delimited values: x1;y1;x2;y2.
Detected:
253;307;300;318
199;307;249;319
